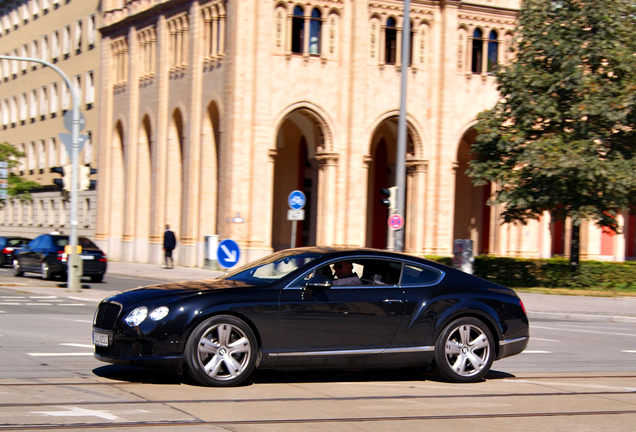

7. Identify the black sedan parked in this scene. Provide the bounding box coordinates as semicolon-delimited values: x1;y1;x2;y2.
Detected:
0;236;31;267
13;234;108;282
93;247;528;386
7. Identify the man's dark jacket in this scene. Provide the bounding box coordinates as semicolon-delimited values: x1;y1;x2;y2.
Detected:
163;230;176;250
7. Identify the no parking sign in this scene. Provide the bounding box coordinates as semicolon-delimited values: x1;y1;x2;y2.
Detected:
388;214;404;230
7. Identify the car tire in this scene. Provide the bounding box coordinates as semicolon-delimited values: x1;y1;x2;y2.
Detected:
13;259;23;277
433;317;495;383
90;274;104;283
184;315;258;387
41;262;52;280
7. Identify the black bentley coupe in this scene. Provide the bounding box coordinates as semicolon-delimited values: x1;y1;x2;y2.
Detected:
93;247;529;386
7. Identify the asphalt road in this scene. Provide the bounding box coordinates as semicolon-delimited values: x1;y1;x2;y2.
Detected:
0;276;635;430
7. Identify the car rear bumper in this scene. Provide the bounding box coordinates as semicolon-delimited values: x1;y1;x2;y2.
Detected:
499;336;529;359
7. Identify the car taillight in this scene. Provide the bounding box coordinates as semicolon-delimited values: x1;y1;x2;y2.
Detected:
99;253;107;263
2;247;13;254
57;251;67;262
519;299;527;315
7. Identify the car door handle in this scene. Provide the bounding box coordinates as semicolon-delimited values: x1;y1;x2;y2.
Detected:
383;299;403;304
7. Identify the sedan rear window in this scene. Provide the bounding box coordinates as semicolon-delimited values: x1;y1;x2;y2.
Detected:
400;264;442;286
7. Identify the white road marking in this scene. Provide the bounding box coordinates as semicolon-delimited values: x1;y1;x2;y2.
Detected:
65;319;92;323
61;343;94;348
531;338;559;342
32;406;118;421
0;296;25;299
621;350;636;353
29;296;57;299
505;379;636;392
532;325;636;337
521;350;552;354
26;303;52;306
28;352;94;357
68;296;101;302
0;303;21;305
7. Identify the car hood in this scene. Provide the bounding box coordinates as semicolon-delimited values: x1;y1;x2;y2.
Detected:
105;279;257;304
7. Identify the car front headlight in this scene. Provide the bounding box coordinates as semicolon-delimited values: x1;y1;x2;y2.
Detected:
149;306;169;321
125;306;148;327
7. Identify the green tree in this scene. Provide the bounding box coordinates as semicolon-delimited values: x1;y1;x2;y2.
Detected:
0;142;40;202
469;0;636;266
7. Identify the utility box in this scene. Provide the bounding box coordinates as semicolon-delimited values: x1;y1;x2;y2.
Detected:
453;239;474;274
204;235;219;270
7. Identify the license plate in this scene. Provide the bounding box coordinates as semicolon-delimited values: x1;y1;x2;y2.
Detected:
81;255;94;260
92;331;109;347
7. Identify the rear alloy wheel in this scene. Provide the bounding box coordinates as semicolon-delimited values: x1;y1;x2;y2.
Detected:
184;315;257;387
13;259;23;277
41;262;52;280
433;317;495;383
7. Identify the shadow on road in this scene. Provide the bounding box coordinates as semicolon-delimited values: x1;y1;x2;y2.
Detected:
93;364;516;387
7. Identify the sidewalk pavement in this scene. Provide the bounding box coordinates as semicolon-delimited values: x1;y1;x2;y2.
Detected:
0;261;634;322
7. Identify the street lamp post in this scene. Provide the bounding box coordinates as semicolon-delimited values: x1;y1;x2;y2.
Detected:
394;0;411;253
0;55;82;293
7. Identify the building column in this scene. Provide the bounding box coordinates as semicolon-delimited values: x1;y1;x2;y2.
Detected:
315;152;338;245
405;159;427;254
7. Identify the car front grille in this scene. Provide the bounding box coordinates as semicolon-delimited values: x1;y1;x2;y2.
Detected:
94;302;122;330
96;341;157;358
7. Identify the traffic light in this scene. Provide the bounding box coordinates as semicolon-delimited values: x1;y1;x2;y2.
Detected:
51;165;73;191
380;186;397;210
79;166;90;191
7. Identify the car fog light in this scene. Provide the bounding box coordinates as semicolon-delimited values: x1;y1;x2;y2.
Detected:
149;306;169;321
125;306;148;327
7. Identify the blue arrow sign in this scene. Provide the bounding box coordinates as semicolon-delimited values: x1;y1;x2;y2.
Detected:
288;190;306;210
217;239;241;268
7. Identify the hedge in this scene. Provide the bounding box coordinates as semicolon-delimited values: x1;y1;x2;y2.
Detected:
424;255;636;289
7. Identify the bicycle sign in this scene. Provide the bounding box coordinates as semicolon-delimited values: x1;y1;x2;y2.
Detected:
288;190;306;210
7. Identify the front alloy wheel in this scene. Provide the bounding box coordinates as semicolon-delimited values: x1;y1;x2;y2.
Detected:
13;259;23;277
41;262;51;280
184;315;257;387
433;317;494;383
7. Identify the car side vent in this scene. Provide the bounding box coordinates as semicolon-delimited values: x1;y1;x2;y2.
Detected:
94;302;122;330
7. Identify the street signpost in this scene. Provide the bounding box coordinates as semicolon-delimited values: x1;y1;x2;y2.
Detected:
217;239;241;269
0;55;83;292
0;161;7;200
287;190;306;248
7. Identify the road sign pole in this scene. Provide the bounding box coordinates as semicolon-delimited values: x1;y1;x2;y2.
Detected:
394;0;411;253
0;56;81;292
290;220;297;249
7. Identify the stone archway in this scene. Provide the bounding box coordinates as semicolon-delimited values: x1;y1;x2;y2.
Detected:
199;102;220;239
271;109;327;251
453;128;491;255
110;121;126;260
136;115;153;260
166;109;184;261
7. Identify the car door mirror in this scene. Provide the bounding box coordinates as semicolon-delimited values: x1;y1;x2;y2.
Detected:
305;274;332;291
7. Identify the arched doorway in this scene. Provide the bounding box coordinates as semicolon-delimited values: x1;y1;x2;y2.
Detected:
453;129;491;255
271;109;323;251
110;121;126;260
166;109;184;258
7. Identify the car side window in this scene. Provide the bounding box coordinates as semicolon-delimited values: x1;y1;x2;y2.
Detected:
289;258;404;288
400;264;442;286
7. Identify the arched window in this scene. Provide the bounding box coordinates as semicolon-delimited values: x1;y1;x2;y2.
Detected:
471;28;483;74
487;30;498;73
385;17;397;65
309;7;321;55
291;6;304;54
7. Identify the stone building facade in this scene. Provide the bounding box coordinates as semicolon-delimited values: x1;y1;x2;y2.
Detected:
97;0;633;268
0;0;101;239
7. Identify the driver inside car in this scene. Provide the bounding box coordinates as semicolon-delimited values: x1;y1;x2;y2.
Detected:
331;261;362;286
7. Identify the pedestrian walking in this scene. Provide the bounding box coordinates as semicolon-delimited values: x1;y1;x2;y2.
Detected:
163;225;177;268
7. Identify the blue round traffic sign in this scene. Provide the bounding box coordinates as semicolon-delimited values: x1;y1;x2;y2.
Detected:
217;239;241;268
288;190;306;210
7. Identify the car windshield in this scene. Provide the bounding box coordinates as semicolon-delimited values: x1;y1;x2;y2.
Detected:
222;251;322;285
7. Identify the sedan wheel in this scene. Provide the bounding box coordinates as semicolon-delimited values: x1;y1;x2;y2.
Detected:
13;259;23;277
41;262;51;280
184;315;257;387
433;317;494;383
